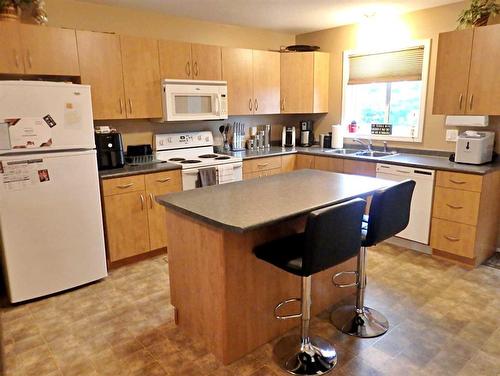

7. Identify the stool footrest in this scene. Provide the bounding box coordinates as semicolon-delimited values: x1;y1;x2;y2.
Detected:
274;298;302;320
332;271;359;288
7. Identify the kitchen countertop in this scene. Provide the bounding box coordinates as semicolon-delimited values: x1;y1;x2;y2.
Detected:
157;169;394;233
99;161;181;179
222;146;500;175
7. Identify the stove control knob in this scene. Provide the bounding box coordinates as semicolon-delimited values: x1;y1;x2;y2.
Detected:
168;137;172;143
159;140;164;146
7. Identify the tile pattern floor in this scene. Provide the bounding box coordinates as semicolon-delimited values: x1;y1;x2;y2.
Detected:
1;244;500;376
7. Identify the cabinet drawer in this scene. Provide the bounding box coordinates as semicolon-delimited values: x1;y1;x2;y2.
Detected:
102;175;145;196
436;171;482;192
244;156;282;173
432;187;480;225
145;170;182;193
430;218;476;258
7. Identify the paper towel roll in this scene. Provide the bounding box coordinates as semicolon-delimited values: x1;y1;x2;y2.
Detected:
331;125;344;149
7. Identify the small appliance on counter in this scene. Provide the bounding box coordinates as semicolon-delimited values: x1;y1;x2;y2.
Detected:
454;131;495;165
282;126;296;148
248;124;271;150
331;124;344;149
95;131;125;170
299;120;314;147
126;144;154;165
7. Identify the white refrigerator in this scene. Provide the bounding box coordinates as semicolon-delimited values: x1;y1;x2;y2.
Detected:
0;81;107;303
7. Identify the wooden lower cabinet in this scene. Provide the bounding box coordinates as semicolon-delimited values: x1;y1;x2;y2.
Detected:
101;170;182;264
342;160;376;177
295;154;315;170
314;156;343;172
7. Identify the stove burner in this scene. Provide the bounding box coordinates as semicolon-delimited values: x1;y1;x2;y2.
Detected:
215;156;230;160
198;154;218;159
181;159;202;164
169;157;186;162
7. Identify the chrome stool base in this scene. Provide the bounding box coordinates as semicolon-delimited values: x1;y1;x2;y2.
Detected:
330;305;388;338
273;334;337;375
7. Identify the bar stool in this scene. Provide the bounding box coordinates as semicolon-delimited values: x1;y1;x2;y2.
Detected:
330;180;416;338
254;198;366;375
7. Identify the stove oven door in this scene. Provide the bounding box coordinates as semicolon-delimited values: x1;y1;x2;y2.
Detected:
181;163;243;191
181;169;200;191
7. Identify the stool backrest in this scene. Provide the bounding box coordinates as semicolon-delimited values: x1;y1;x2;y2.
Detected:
302;198;366;276
364;179;416;247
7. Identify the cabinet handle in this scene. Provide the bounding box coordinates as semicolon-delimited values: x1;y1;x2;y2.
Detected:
469;94;474;110
140;194;145;211
117;183;133;189
249;98;253;111
156;178;171;183
186;61;191;77
26;50;33;69
444;235;460;242
14;50;20;68
128;98;133;114
254;98;258;112
282;98;286;111
149;193;154;209
193;61;199;77
446;203;463;210
119;98;124;114
257;163;269;168
449;179;466;185
458;93;463;110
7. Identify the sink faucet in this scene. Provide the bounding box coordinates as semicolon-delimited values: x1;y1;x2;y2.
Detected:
383;141;388;153
353;138;372;151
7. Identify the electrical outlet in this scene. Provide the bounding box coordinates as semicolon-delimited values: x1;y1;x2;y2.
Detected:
446;129;458;142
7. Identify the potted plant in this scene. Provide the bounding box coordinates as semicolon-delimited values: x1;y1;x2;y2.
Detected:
458;0;500;28
0;0;33;21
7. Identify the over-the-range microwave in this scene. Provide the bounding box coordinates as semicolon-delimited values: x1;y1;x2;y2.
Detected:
162;79;228;122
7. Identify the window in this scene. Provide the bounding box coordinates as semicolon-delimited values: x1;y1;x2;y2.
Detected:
342;41;431;142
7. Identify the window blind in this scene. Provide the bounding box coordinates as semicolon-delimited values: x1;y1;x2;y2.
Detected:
348;46;424;85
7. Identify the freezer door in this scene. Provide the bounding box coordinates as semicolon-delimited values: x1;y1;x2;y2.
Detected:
0;150;107;302
0;81;95;153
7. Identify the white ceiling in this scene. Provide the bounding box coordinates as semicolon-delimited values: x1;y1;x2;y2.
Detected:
79;0;461;34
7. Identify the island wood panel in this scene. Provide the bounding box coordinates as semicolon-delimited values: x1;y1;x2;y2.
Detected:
158;40;192;79
19;24;80;76
0;22;24;74
164;210;356;364
222;47;253;115
76;30;126;120
313;156;343;172
433;28;473;115
191;43;222;80
466;24;500;115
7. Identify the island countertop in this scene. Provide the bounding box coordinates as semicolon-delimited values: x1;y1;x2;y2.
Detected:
157;169;394;233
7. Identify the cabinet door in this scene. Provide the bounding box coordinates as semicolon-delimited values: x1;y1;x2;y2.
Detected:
313;52;330;113
253;50;280;114
314;156;343;172
104;191;150;262
158;40;192;79
433;29;473;115
191;43;222;80
145;171;182;251
295;154;314;170
222;48;254;115
121;36;162;119
76;31;126;120
281;52;314;114
19;24;79;76
0;22;24;74
467;24;500;115
343;160;376;177
281;155;296;173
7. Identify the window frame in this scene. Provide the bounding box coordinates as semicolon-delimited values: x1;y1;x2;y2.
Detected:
341;39;431;143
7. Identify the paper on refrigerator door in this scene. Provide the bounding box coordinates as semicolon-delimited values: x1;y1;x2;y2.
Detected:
64;102;82;128
0;158;51;191
4;117;53;149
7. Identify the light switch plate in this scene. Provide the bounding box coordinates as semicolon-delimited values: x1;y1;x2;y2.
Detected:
446;129;458;142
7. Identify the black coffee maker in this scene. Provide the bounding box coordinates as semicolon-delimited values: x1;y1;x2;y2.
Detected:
95;132;125;170
299;120;314;147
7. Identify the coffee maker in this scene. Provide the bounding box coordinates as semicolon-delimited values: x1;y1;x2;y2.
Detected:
282;126;296;148
299;120;314;147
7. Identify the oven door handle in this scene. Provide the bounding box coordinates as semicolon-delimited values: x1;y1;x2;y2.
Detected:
182;170;200;175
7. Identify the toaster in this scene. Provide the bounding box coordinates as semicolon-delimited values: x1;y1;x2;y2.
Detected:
455;131;494;165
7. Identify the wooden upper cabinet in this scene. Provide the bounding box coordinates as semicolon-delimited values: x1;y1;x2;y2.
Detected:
433;29;473;115
191;43;222;80
76;31;126;120
159;40;192;79
466;24;500;115
222;47;254;115
120;35;162;119
281;52;329;114
0;22;24;74
253;50;280;114
19;24;79;76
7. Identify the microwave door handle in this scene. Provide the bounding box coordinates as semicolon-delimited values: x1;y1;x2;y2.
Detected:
215;95;220;116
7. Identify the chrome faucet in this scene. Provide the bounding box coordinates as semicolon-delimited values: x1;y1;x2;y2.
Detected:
353;138;372;151
383;141;388;153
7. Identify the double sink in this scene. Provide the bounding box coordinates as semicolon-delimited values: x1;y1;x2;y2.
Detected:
323;148;398;159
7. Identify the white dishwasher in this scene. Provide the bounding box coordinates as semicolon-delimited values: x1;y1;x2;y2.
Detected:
376;163;435;244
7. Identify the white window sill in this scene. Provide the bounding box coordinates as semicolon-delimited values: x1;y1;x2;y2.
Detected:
343;134;423;143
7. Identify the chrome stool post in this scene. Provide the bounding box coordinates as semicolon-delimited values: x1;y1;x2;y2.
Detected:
330;246;389;338
274;276;337;375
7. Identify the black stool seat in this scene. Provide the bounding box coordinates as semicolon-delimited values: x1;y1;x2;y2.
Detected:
255;233;305;276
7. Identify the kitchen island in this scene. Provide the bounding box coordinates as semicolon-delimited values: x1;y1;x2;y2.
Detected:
157;170;394;364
